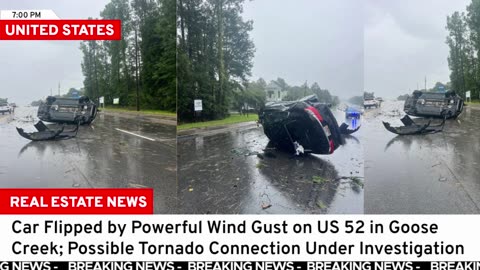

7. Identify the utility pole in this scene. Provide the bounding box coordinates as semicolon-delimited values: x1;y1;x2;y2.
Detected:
93;41;99;101
134;24;140;112
424;76;427;91
58;82;60;96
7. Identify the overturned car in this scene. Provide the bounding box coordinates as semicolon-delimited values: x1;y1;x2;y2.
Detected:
404;90;464;119
259;95;359;155
37;96;98;124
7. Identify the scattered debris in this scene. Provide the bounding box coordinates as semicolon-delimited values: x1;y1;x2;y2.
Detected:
128;183;149;188
256;162;265;169
383;115;445;135
336;176;364;189
316;200;327;209
438;177;447;182
349;176;364;188
16;121;80;141
261;203;272;210
260;192;272;210
312;176;329;185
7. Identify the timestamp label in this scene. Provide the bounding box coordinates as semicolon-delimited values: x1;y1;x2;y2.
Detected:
0;10;59;20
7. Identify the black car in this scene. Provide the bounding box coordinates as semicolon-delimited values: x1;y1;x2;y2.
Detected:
259;95;359;155
404;90;464;119
37;96;98;124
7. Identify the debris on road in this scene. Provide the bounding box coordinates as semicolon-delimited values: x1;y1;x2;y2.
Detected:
382;115;445;135
128;183;149;188
312;175;329;185
316;200;327;209
16;121;80;141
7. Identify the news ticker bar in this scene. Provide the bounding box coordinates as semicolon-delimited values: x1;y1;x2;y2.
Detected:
0;261;478;270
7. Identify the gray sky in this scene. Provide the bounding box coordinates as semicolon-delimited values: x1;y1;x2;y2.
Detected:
243;0;364;99
0;0;109;105
365;0;470;98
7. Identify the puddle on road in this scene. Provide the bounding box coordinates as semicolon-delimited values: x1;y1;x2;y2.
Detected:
364;101;480;214
0;106;177;213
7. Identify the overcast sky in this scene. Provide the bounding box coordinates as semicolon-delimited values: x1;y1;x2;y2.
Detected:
365;0;470;98
0;0;109;105
1;1;473;104
243;0;364;99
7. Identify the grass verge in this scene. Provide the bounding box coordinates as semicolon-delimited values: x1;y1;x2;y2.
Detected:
102;106;176;117
178;114;258;130
466;100;480;105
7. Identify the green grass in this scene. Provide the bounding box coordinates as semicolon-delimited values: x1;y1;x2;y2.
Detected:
178;114;258;130
102;106;176;117
466;100;480;105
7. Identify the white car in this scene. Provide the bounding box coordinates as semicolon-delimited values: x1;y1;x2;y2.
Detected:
0;103;12;115
363;99;378;109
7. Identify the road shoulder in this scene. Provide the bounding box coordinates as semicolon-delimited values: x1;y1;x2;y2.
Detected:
177;121;258;137
100;110;177;126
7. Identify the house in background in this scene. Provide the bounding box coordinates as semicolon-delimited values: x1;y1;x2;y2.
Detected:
265;81;286;102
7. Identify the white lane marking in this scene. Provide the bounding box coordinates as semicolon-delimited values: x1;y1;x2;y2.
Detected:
115;128;156;141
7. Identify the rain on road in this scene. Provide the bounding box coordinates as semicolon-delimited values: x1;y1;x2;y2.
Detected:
0;106;177;213
364;101;480;214
177;109;364;214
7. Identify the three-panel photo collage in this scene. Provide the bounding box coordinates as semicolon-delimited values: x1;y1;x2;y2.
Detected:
1;0;479;215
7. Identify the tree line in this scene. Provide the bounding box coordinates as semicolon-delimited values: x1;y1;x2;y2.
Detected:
446;0;480;100
177;0;255;122
81;0;176;111
177;0;340;122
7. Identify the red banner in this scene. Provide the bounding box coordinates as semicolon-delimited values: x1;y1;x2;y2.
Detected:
0;188;153;214
0;19;121;40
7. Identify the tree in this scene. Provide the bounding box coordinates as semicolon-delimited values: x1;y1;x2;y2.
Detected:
79;0;176;111
446;11;468;97
177;0;254;121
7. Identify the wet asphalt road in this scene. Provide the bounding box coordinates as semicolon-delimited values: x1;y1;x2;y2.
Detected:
0;107;177;213
177;110;364;214
364;100;480;214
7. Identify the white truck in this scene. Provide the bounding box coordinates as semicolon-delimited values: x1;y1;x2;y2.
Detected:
0;103;12;115
363;92;379;109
